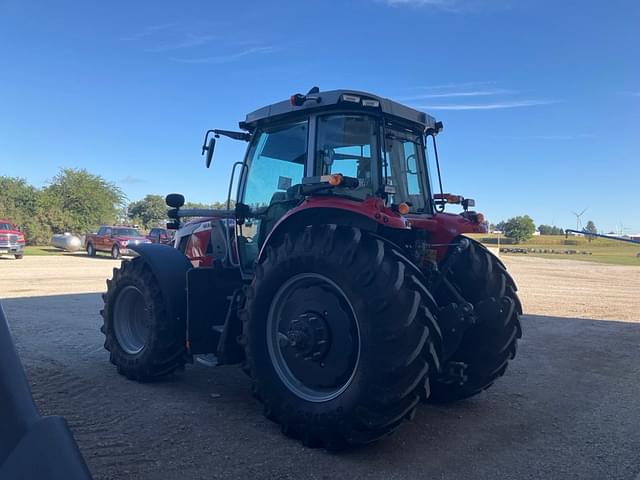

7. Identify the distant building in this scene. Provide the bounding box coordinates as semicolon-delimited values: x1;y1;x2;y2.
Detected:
629;233;640;241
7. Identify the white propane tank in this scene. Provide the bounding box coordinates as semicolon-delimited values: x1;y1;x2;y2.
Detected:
51;233;82;252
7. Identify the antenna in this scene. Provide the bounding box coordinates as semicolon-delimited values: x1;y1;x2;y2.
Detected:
571;208;587;230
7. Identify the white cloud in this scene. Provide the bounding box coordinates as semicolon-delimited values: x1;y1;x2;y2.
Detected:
381;0;491;11
121;24;177;41
380;0;515;12
143;34;216;53
170;46;278;64
492;133;593;140
414;81;497;90
399;89;514;100
417;100;558;110
120;176;145;185
386;0;453;5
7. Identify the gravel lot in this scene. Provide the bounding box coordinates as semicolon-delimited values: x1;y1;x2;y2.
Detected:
2;253;639;479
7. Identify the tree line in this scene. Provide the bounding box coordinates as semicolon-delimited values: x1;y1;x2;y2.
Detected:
491;216;597;243
0;169;226;245
1;168;600;246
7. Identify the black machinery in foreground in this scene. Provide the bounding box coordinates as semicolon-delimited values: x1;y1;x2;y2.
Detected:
0;302;91;479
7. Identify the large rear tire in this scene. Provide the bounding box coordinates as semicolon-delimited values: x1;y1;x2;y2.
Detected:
430;237;522;403
241;225;440;448
100;257;186;381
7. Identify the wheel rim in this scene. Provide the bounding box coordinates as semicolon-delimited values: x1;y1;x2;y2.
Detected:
88;245;93;255
112;246;118;258
113;285;149;355
267;273;360;403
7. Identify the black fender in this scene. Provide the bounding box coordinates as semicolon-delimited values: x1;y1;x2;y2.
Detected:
0;302;92;479
129;244;193;327
256;207;378;264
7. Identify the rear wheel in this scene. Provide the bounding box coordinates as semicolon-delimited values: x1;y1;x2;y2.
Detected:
241;225;440;448
14;254;23;259
86;243;96;257
111;244;120;259
100;257;186;381
430;237;522;403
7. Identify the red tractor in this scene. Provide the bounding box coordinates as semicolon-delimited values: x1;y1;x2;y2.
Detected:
101;88;522;448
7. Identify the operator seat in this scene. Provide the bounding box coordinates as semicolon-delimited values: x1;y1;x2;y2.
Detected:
255;190;298;248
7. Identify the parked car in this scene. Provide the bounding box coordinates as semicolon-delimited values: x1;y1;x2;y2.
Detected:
0;220;25;259
147;227;173;245
85;225;151;259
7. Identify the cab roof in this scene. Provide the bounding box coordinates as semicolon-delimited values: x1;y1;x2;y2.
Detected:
241;89;437;131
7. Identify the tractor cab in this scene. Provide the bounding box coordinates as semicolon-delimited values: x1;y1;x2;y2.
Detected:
203;88;450;275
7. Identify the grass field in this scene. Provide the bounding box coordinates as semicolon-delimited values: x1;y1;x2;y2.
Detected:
468;233;640;266
23;246;64;256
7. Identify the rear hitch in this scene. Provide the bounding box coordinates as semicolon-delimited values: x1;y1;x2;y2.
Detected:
438;361;468;386
428;237;470;291
438;302;475;361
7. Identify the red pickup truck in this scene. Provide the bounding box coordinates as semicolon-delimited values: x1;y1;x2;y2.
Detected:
85;226;151;259
0;220;25;259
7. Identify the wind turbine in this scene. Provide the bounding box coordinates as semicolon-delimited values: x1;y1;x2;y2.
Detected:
571;208;587;230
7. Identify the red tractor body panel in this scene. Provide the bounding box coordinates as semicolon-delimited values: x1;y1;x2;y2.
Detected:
256;197;486;263
407;212;486;259
175;197;487;267
295;196;409;229
173;216;237;268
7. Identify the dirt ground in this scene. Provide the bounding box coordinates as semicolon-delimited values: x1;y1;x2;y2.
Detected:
2;253;640;479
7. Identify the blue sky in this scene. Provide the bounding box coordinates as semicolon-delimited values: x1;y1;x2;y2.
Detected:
1;0;638;232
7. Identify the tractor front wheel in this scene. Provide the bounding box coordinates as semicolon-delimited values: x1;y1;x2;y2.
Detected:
100;257;186;381
430;237;522;403
241;225;440;448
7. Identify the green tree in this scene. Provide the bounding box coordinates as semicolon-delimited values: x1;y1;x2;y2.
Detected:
183;200;235;210
0;176;53;244
127;194;167;229
44;168;126;233
538;224;552;235
584;220;597;234
494;221;506;232
538;224;565;236
584;220;597;242
503;215;536;244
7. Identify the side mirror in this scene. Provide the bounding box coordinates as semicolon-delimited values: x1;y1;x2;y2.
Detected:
165;193;185;209
204;137;216;168
166;221;180;230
